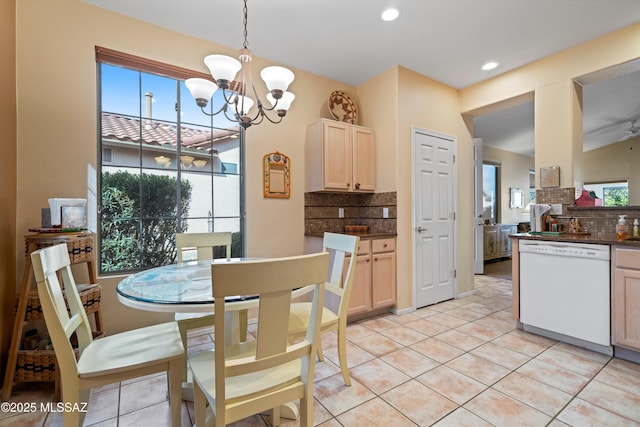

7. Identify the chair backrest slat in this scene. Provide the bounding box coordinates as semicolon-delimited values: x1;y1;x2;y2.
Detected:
322;232;359;316
176;232;232;262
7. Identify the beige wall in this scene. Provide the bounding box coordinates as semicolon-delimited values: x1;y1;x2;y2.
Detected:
584;136;640;205
483;146;534;225
1;0;17;377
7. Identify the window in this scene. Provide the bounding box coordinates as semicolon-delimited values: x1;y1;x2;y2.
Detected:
97;48;244;274
584;180;629;207
483;163;500;224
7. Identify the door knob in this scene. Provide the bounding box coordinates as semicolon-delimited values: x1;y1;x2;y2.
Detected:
416;226;428;233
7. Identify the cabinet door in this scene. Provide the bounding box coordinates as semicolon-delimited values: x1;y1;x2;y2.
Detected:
484;227;498;259
372;251;396;309
347;254;372;316
322;120;352;190
352;126;375;192
613;267;640;350
499;226;513;256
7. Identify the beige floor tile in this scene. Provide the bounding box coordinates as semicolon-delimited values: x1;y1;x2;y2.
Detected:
492;330;555;357
386;312;422;324
83;386;120;425
470;342;531;370
417;365;486;405
344;323;376;341
380;347;440;377
516;359;591;395
443;306;487;321
608;358;640;378
410;338;466;363
578;379;640;422
493;372;573;416
455;322;505;341
446;353;511;386
319;329;338;351
314;359;341;381
350;358;411;394
464;388;551;426
547;420;571;427
357;316;397;332
552;341;612;364
433;329;487;351
381;380;458;426
536;346;606;378
427;312;470;329
472;312;517;332
117;401;192;427
557;398;640;427
379;324;429;346
322;340;375;369
336;397;415;427
458;302;496;316
351;332;404;357
317;418;344;427
405;317;450;336
596;365;640;397
431;407;494;427
119;374;172;415
314;374;375;416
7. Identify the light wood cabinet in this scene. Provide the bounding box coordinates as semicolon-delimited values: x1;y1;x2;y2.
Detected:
483;226;499;259
347;237;396;317
612;247;640;351
484;224;516;260
305;119;375;192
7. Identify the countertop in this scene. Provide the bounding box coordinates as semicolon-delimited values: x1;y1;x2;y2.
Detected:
305;232;397;239
510;232;640;248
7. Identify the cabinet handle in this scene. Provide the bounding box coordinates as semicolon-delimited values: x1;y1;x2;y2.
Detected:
374;257;378;261
354;183;361;189
383;244;387;248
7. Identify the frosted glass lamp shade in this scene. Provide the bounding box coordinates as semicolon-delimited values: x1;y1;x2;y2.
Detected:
185;78;217;107
267;91;295;111
204;55;242;89
260;66;295;96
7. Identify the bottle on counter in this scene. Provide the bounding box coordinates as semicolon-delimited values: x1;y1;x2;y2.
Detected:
616;215;629;240
634;218;639;237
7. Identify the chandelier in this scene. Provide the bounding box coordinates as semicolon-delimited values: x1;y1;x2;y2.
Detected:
185;0;295;129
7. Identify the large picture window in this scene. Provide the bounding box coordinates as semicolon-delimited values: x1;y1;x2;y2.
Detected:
97;48;244;274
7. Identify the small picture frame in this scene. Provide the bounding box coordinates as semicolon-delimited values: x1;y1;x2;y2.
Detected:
540;166;560;188
61;206;86;228
263;151;290;199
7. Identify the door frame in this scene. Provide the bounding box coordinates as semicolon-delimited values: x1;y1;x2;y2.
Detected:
411;127;458;310
473;138;484;274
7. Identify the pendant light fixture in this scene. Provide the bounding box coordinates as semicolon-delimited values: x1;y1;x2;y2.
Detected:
185;0;295;129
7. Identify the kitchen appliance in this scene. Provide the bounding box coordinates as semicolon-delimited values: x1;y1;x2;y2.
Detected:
529;203;551;233
519;240;612;355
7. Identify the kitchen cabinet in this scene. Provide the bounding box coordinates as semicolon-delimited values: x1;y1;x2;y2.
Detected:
612;247;640;351
305;118;375;192
484;224;516;260
347;237;396;317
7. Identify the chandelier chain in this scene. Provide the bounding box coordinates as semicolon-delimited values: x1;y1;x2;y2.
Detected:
242;0;249;49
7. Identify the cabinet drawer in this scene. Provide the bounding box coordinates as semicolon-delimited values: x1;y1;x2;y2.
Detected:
616;248;640;270
356;240;371;256
372;238;395;253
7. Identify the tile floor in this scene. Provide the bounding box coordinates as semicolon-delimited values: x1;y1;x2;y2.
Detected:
4;260;640;426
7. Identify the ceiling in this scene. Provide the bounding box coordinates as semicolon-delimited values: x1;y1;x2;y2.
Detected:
83;0;640;155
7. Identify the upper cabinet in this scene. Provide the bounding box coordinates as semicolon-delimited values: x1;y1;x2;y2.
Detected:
305;119;375;192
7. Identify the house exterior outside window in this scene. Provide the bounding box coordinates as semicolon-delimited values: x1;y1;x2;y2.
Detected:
97;53;244;274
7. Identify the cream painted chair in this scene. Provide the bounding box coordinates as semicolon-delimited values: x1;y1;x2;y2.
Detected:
174;232;237;384
189;252;329;427
288;232;359;386
31;244;184;427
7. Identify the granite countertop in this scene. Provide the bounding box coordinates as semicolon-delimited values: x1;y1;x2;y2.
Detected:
510;232;640;248
305;232;397;239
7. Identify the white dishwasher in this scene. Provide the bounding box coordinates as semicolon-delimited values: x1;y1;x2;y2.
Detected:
519;240;612;355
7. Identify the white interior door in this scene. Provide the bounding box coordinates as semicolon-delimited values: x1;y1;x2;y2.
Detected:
413;128;456;308
473;138;484;274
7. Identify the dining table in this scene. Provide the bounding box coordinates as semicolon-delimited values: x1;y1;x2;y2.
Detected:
116;258;300;419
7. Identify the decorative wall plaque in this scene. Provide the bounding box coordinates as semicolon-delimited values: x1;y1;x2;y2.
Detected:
263;152;290;199
540;166;560;188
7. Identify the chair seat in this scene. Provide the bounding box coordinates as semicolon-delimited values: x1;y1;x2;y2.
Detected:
77;322;183;378
289;303;339;336
190;346;301;402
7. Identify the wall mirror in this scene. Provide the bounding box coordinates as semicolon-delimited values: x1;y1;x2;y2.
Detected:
510;187;524;209
263;151;290;199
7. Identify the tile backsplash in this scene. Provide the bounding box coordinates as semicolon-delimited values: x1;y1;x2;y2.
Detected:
305;192;397;234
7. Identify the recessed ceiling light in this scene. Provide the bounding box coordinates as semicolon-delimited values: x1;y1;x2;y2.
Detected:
482;61;499;71
381;8;400;22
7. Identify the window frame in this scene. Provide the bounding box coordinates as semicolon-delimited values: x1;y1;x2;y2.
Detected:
96;47;245;275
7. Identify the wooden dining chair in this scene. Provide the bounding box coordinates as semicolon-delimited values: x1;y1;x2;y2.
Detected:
288;232;360;386
174;232;237;384
31;244;184;427
189;252;329;427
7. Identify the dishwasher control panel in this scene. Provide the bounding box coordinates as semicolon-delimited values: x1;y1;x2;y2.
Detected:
519;240;610;260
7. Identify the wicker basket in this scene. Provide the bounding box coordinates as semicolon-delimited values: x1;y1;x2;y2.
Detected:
22;284;102;321
25;233;94;264
15;346;83;382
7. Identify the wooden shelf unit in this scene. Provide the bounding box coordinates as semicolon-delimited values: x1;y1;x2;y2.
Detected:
1;233;102;401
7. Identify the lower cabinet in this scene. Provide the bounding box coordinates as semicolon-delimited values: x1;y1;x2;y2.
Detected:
484;224;516;260
347;237;396;317
613;247;640;350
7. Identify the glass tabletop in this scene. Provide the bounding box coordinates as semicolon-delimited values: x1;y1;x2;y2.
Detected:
117;258;258;309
